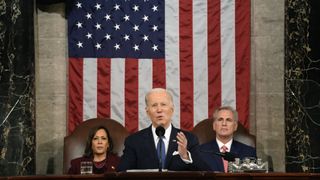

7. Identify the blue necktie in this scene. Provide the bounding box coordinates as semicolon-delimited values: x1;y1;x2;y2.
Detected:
157;137;166;169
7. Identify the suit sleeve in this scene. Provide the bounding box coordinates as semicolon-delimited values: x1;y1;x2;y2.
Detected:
68;159;80;174
116;136;136;171
187;133;211;171
249;146;257;158
168;132;210;171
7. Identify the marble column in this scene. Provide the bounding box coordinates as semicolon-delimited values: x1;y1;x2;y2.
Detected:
0;0;35;176
285;0;320;172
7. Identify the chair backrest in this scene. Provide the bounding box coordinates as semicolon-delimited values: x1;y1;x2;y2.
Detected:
63;118;129;174
191;118;256;147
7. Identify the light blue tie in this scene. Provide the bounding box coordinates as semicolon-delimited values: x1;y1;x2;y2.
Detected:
157;137;166;169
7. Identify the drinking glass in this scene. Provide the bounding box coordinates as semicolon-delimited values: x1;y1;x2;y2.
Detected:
80;161;93;175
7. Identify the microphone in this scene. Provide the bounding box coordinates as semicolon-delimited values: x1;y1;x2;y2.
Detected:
155;126;165;172
156;126;165;137
215;152;236;162
200;150;237;161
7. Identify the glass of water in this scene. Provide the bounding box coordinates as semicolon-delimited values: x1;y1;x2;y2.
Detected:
80;161;93;175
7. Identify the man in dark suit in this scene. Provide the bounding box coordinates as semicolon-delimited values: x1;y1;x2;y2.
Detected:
117;88;206;171
199;106;256;172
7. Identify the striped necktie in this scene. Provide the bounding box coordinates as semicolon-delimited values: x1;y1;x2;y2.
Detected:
221;145;228;172
157;137;166;169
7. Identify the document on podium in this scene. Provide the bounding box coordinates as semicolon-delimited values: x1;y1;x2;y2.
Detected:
126;169;168;172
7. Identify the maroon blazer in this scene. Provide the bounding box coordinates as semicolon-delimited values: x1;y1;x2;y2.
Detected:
68;153;120;174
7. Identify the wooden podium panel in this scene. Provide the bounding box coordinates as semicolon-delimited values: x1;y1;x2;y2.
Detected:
1;172;320;180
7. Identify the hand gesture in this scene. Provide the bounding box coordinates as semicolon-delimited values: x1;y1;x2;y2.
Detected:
176;131;190;160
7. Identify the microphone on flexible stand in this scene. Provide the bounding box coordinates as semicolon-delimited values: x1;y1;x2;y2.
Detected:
215;152;236;162
155;126;165;172
200;150;237;161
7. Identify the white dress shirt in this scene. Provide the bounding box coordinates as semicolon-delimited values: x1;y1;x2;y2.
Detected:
152;124;172;154
151;124;192;164
216;138;233;152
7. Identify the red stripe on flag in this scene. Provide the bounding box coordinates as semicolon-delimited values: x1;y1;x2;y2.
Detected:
235;0;250;129
125;59;139;133
207;0;222;117
97;58;111;118
179;0;194;130
68;58;83;134
152;59;166;88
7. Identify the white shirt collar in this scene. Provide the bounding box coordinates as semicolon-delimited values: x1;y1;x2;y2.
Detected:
152;124;172;140
152;124;172;153
216;138;233;152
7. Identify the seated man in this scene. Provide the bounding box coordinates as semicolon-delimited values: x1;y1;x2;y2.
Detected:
117;88;207;171
200;106;256;172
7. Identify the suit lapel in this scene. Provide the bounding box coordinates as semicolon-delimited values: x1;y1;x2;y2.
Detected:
230;140;240;157
144;126;160;164
212;140;225;172
165;126;178;167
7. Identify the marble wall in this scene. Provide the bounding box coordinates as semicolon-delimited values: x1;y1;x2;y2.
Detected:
285;0;320;172
0;0;35;176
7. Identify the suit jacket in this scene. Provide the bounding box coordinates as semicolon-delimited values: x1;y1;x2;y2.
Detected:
117;125;207;171
199;139;256;172
68;153;120;174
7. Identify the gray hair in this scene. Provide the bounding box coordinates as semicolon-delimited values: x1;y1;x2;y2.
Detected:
213;106;238;122
145;88;174;107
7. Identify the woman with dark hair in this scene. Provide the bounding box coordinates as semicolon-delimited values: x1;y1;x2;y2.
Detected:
68;126;120;174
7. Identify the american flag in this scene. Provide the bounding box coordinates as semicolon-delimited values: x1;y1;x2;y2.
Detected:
67;0;250;134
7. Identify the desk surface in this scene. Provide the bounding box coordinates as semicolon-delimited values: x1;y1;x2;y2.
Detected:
1;172;320;180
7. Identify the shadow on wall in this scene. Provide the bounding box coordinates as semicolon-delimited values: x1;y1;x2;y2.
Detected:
46;157;55;174
37;138;64;175
257;142;274;172
36;1;66;18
